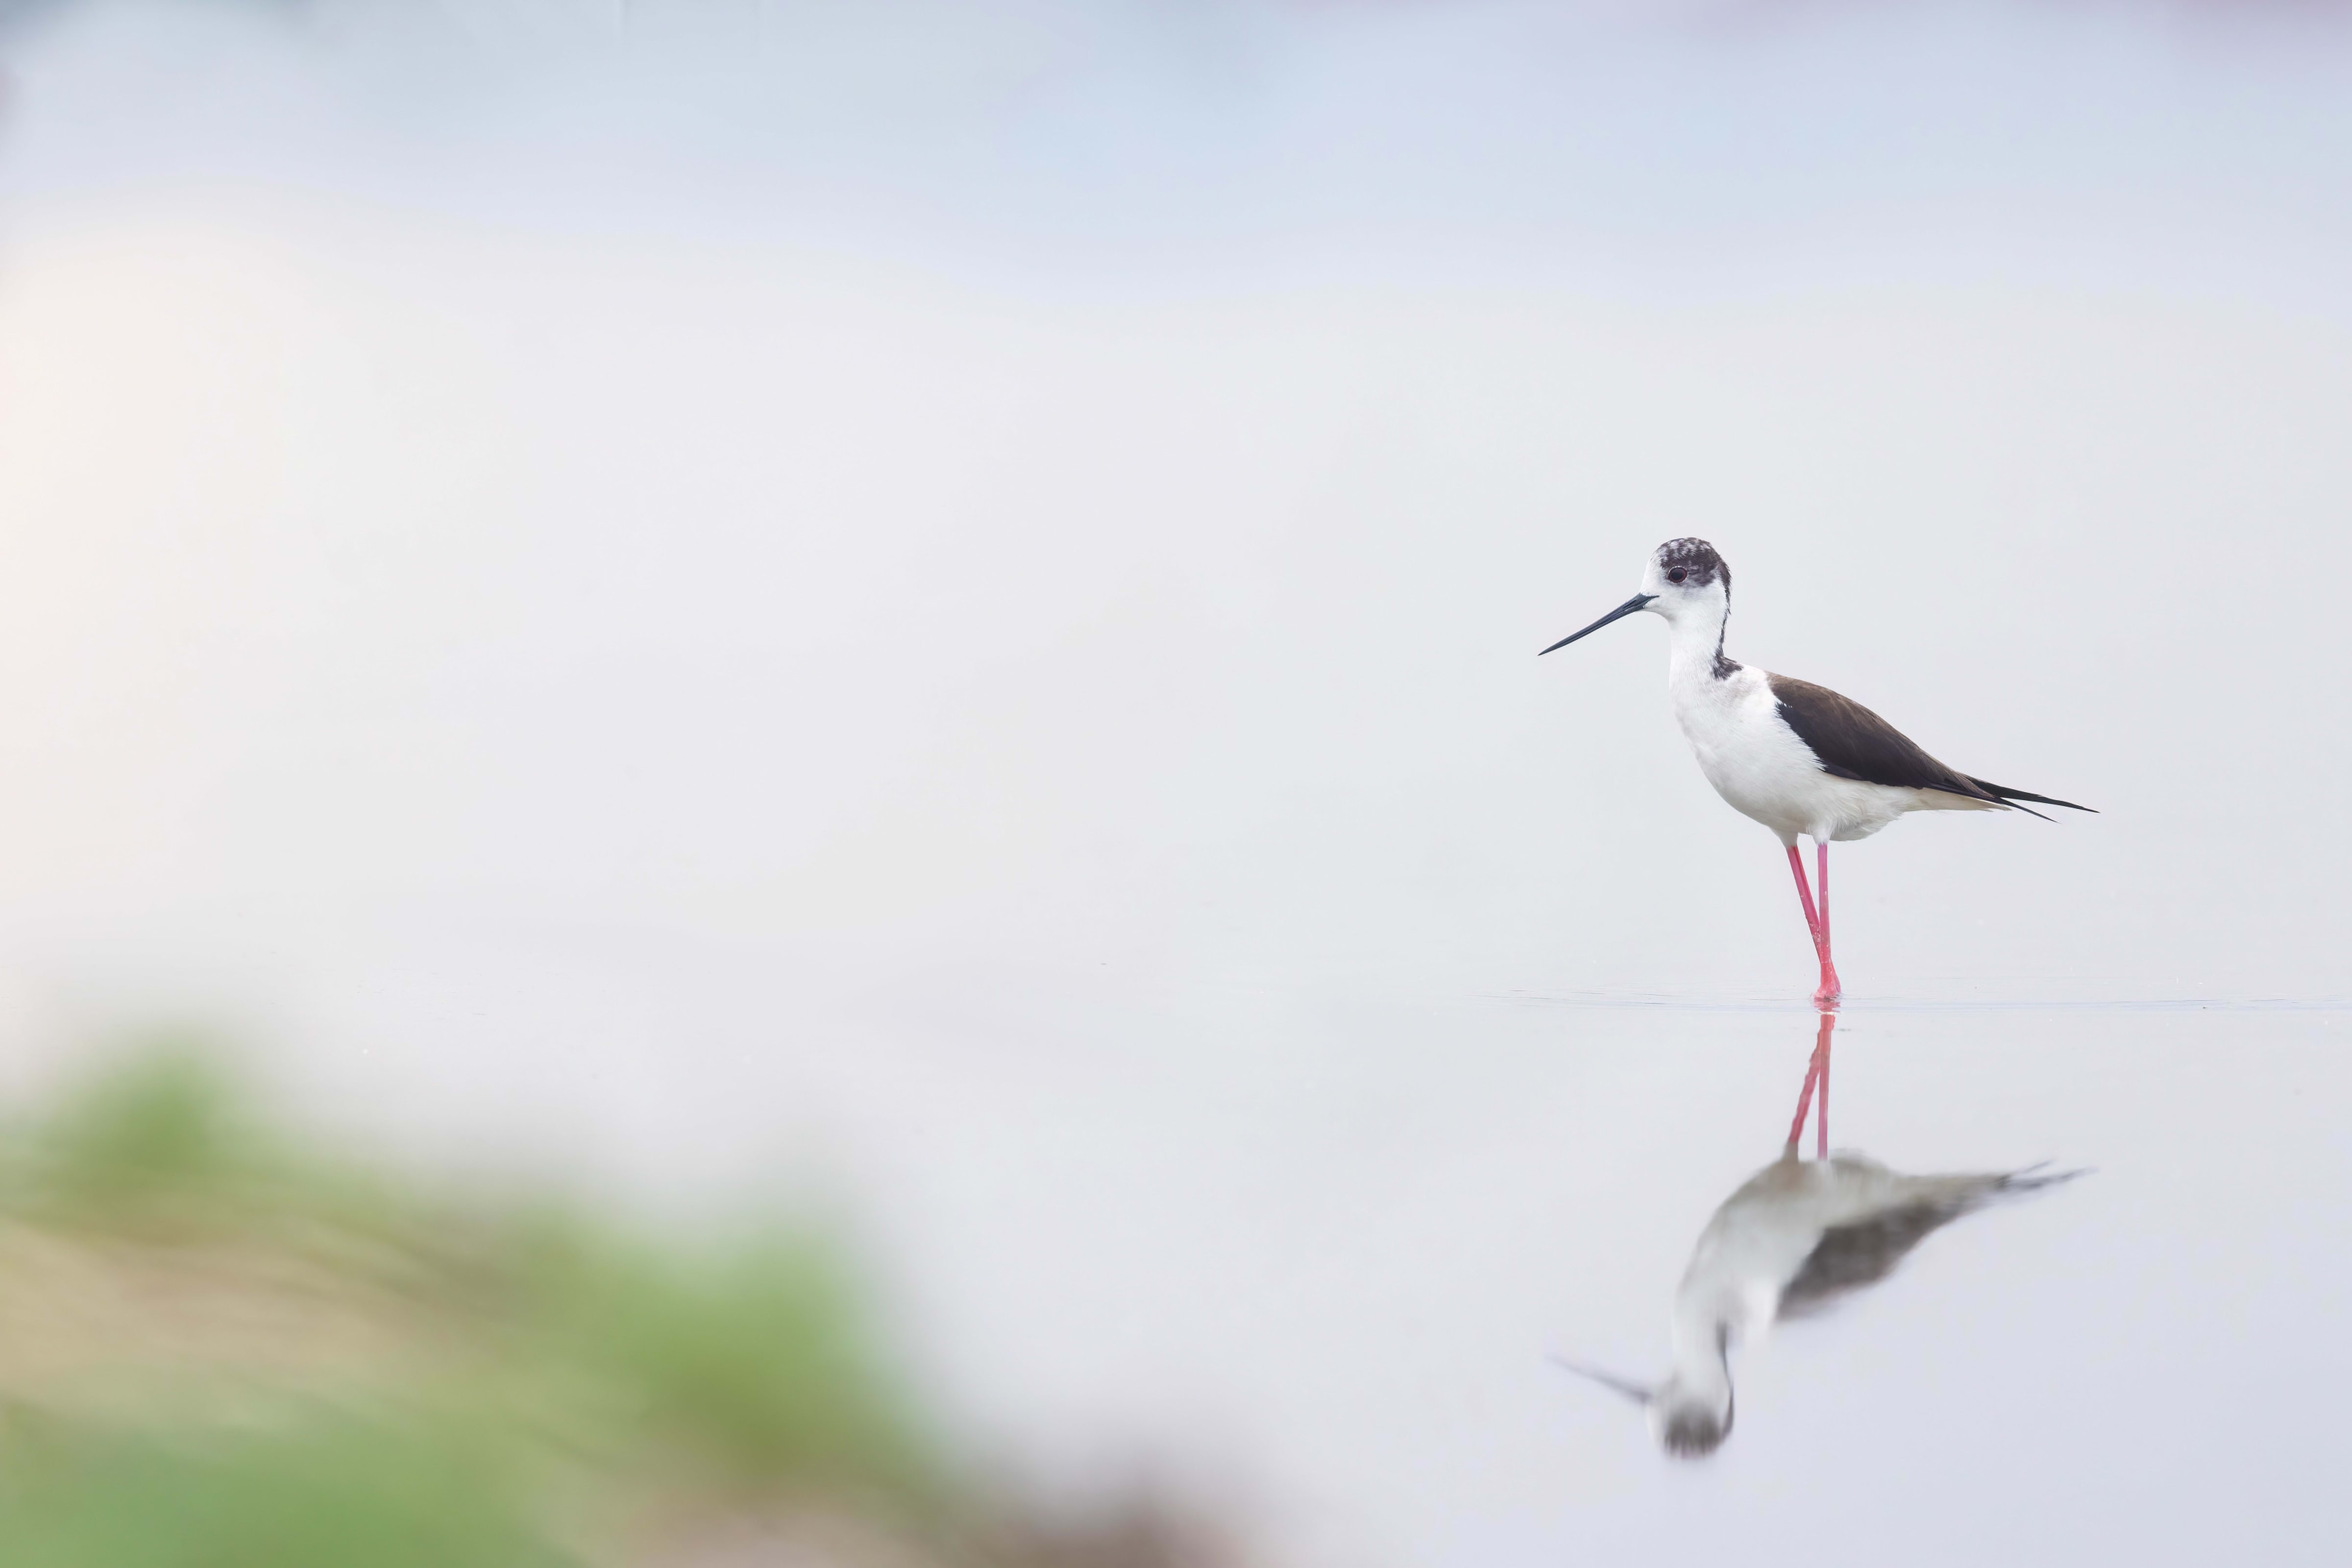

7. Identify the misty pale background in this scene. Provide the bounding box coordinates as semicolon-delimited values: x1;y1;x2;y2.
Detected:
0;2;2348;1565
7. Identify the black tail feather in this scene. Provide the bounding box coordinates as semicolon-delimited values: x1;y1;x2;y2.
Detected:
1967;777;2095;816
1994;1163;2093;1195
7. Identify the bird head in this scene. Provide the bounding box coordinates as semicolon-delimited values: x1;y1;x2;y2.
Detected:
1651;1376;1735;1458
1555;1334;1735;1460
1541;537;1731;654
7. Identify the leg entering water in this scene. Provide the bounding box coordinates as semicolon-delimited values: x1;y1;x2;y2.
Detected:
1784;844;1841;1007
1784;1011;1837;1155
1813;841;1842;1007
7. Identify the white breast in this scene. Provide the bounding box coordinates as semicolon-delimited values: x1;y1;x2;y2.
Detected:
1667;665;1929;844
1675;1155;1912;1334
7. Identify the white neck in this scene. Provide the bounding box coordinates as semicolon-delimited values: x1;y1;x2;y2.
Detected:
1667;1302;1734;1405
1662;596;1733;682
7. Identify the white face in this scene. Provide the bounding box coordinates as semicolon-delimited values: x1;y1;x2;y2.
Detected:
1540;537;1731;656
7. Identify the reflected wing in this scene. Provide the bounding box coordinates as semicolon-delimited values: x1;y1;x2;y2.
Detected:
1778;1168;2085;1319
1777;1201;1970;1318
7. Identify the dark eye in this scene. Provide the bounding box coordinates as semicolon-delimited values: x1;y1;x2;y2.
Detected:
1666;567;1689;584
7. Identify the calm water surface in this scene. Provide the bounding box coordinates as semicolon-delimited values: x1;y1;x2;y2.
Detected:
236;955;2352;1568
891;995;2351;1567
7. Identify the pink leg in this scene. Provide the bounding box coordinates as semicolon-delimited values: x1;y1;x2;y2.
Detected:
1784;1011;1836;1156
1815;1012;1831;1158
1785;842;1843;1008
1817;842;1842;1008
1816;841;1832;956
1785;1045;1821;1152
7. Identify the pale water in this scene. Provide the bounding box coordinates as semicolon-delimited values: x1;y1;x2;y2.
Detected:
130;935;2352;1567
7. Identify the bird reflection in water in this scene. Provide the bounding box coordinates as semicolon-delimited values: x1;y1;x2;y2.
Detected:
1563;1012;2082;1457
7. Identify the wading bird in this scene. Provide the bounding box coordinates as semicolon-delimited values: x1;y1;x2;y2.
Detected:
1543;539;2090;1005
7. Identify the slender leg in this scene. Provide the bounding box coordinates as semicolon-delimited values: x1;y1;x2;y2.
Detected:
1785;1045;1822;1152
1786;841;1843;1008
1815;1011;1832;1158
1816;840;1832;956
1785;843;1822;941
1783;1010;1837;1156
1785;844;1841;1007
1814;840;1841;1006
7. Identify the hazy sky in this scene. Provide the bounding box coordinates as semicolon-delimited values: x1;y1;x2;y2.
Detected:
3;0;2348;1018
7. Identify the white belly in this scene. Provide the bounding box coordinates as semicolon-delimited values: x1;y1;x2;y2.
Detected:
1669;666;1973;843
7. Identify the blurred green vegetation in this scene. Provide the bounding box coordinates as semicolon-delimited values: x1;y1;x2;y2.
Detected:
0;1045;1217;1568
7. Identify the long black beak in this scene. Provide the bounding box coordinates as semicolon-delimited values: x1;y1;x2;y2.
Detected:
1540;594;1656;655
1550;1355;1657;1406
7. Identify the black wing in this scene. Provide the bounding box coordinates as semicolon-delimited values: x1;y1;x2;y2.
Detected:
1777;1201;1972;1317
1964;777;2096;814
1765;675;2093;816
1778;1168;2085;1319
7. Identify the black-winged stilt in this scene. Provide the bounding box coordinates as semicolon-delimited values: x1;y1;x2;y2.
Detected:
1558;1013;2083;1457
1542;539;2091;1006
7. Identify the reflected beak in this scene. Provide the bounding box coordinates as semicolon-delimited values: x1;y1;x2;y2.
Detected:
1540;594;1656;655
1550;1355;1657;1406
